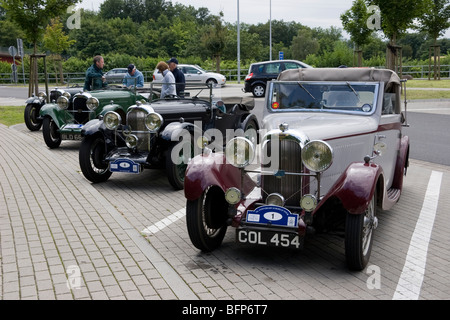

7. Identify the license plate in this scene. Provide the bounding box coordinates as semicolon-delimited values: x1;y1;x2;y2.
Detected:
61;134;82;141
109;158;141;174
236;229;302;249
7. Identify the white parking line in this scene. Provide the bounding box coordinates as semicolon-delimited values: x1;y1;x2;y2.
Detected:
141;208;186;235
392;170;443;300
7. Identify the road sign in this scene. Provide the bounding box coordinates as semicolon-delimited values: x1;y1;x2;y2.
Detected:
279;51;284;60
17;39;24;57
8;46;17;57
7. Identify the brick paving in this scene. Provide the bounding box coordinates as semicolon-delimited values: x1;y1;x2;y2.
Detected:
1;119;450;301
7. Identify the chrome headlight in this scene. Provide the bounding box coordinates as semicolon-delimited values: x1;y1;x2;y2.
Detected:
225;187;241;205
266;193;285;206
301;140;333;172
145;112;163;132
57;96;69;110
300;194;317;212
38;91;47;101
104;111;121;130
126;134;138;149
86;97;99;110
62;91;71;99
225;137;255;168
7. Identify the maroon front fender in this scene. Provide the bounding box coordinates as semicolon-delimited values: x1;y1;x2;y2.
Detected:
184;153;255;201
315;162;383;215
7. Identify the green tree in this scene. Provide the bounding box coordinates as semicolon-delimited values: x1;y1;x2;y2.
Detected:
341;0;373;66
366;0;429;70
201;13;227;72
418;0;450;79
1;0;80;53
43;18;75;83
290;28;320;60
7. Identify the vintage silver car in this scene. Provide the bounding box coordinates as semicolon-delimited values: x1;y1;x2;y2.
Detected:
184;68;410;271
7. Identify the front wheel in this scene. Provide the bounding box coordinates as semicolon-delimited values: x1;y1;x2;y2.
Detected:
186;186;228;252
165;137;193;190
42;117;61;148
79;135;112;183
345;190;378;271
252;84;266;97
24;103;42;131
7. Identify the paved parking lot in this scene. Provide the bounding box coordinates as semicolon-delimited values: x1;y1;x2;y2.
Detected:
1;97;450;304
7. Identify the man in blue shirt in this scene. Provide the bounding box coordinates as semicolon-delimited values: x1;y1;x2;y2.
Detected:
123;64;144;88
168;57;185;97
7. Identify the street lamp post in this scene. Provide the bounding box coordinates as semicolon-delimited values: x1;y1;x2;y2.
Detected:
269;0;272;61
237;0;240;83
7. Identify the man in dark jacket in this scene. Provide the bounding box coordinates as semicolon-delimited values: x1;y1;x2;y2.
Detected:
168;57;185;97
84;55;107;91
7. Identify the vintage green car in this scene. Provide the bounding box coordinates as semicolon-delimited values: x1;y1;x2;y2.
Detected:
39;85;154;148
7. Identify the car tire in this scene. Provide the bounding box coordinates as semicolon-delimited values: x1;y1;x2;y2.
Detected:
42;117;61;149
252;84;266;97
244;119;258;145
206;78;218;86
79;135;112;183
186;186;228;252
165;137;193;190
24;103;42;131
345;190;377;271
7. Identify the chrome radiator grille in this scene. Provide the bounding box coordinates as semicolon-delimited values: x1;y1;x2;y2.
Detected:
126;108;151;151
261;139;303;207
71;97;90;124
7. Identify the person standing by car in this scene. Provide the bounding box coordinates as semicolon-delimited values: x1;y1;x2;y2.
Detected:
156;61;176;98
168;57;185;97
84;55;107;91
123;64;144;88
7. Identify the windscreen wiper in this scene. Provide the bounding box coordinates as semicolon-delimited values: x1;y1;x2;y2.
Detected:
297;82;316;100
346;82;360;100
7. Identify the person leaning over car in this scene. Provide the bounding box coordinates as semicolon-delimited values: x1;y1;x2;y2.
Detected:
123;64;144;88
168;57;185;97
84;55;107;91
156;61;176;98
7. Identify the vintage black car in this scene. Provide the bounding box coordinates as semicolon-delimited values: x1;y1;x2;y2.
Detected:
78;84;259;189
24;86;83;131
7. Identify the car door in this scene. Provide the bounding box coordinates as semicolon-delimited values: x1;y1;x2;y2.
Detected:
263;62;282;82
183;66;203;83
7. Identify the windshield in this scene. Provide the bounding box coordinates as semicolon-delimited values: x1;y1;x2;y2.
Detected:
268;81;379;114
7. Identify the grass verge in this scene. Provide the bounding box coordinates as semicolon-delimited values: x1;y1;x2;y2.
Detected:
0;105;25;126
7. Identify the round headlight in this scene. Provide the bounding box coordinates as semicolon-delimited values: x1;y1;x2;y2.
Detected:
225;137;255;168
225;187;241;205
301;140;333;172
57;96;69;110
300;194;317;212
145;112;163;131
266;193;285;207
38;91;47;100
86;97;99;110
62;91;71;99
126;134;138;149
104;111;121;130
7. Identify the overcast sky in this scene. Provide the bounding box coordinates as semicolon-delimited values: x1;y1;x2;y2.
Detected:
79;0;450;39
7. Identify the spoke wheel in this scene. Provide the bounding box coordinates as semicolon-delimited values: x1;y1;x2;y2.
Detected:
42;117;61;149
186;186;228;252
345;190;378;271
166;137;193;190
24;103;42;131
79;135;112;183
